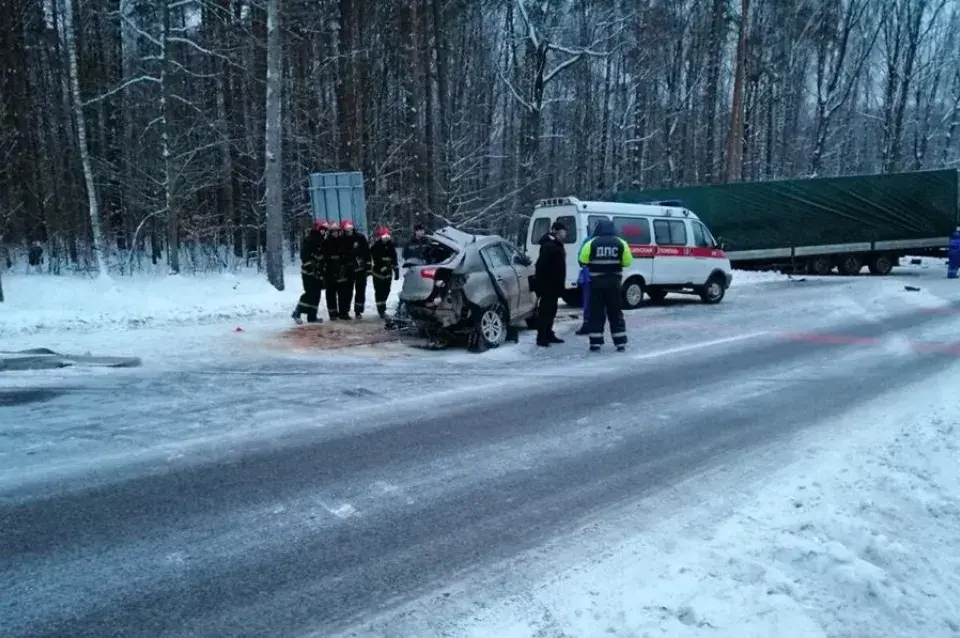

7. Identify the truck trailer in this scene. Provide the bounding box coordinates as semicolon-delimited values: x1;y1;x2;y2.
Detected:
614;169;960;275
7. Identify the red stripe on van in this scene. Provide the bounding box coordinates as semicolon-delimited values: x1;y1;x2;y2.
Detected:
629;244;726;259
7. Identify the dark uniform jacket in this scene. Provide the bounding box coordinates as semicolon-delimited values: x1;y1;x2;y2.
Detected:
371;240;399;279
346;232;372;275
402;235;429;262
535;232;566;296
300;230;325;279
322;234;346;281
577;219;634;276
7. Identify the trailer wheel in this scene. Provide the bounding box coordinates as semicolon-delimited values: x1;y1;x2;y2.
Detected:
838;255;863;276
867;254;894;276
806;256;833;276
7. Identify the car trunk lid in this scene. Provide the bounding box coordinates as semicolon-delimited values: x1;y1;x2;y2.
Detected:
400;227;470;302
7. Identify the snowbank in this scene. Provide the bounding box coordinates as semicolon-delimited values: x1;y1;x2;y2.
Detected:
449;371;960;637
0;266;395;337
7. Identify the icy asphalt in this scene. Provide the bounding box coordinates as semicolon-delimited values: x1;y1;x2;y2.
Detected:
3;267;960;637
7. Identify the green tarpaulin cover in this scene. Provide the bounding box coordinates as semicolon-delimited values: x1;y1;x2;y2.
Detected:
614;169;959;252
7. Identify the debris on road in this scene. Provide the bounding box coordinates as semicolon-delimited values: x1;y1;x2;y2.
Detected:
271;320;403;350
0;348;142;371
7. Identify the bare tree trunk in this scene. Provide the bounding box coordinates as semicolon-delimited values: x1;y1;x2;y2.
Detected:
62;0;109;275
723;0;749;183
263;0;284;290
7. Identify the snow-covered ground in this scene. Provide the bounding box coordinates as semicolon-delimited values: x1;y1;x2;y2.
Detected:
0;256;946;338
345;359;960;638
4;255;960;638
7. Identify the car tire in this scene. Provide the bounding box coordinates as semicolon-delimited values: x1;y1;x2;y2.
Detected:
699;275;726;304
646;287;667;303
621;277;645;310
470;303;508;352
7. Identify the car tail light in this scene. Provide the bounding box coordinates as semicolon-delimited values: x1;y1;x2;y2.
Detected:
421;268;436;279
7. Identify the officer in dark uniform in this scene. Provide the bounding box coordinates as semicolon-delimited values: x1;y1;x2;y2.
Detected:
577;219;634;352
292;220;327;324
323;222;345;320
370;226;400;318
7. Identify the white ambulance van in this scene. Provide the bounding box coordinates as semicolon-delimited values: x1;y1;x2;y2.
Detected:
525;196;733;309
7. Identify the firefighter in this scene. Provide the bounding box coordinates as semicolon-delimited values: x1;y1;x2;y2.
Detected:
335;220;358;319
323;221;346;320
577;219;634;352
292;221;327;324
370;226;400;319
343;221;372;318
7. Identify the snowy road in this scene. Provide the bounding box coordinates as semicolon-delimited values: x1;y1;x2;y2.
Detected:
2;272;960;637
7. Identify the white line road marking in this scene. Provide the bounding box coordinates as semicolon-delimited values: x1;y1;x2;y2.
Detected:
629;331;770;361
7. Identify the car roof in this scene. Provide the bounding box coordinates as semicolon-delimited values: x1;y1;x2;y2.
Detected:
534;196;700;221
431;226;511;251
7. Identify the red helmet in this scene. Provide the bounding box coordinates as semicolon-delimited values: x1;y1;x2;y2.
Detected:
375;226;392;241
312;220;328;231
341;220;355;232
327;221;341;231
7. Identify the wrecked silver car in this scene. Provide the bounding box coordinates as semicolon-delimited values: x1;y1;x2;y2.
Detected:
398;227;538;351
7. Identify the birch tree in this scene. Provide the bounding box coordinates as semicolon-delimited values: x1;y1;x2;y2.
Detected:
263;0;284;290
62;0;110;276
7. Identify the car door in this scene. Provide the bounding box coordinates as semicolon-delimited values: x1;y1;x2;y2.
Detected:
481;243;521;312
501;241;537;316
651;218;691;284
690;220;716;282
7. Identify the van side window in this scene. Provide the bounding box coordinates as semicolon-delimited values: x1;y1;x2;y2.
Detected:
530;217;551;243
613;216;650;245
587;215;608;237
653;219;688;246
555;215;577;243
692;222;711;248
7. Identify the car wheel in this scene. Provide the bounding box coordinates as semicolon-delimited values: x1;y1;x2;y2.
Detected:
471;304;508;351
699;275;726;304
622;277;645;310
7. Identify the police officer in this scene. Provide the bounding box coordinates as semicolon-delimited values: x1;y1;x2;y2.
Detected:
577;219;634;352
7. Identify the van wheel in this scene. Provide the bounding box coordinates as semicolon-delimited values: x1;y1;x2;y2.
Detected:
622;278;645;310
646;287;668;303
699;275;726;304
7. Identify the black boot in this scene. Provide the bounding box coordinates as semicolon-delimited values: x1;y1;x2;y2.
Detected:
549;334;564;344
